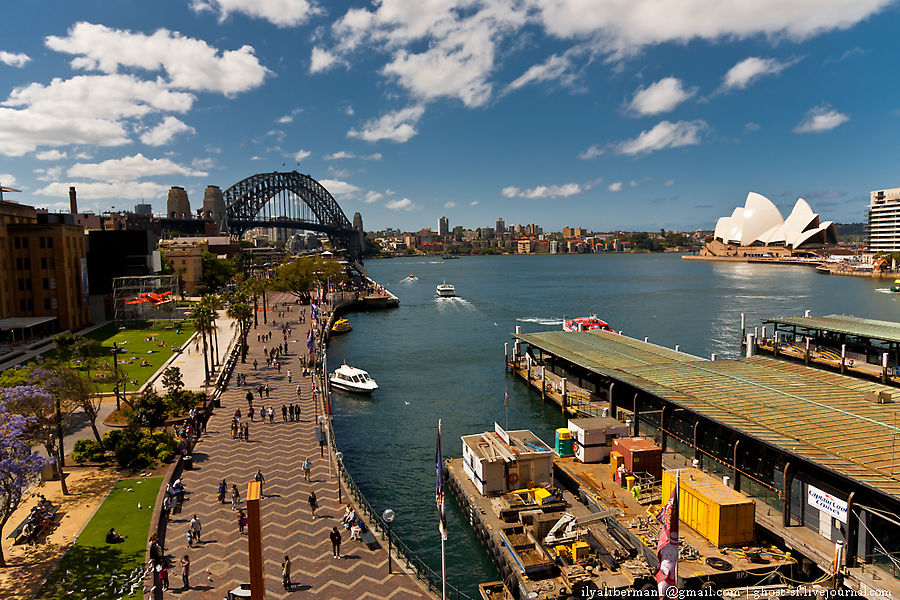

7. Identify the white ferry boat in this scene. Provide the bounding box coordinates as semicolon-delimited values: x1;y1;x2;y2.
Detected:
436;281;456;297
329;363;379;394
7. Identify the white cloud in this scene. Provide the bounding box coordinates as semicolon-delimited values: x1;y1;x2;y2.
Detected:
294;149;312;162
364;153;382;161
35;149;67;161
364;191;383;204
616;120;709;155
0;51;30;68
744;122;760;133
67;153;207;182
793;105;849;133
310;47;346;74
469;200;479;206
250;155;264;160
190;0;322;27
205;144;222;154
578;145;604;160
46;22;270;95
444;201;457;208
276;108;302;124
628;77;695;116
721;57;797;91
319;178;361;198
140;116;195;146
608;182;623;192
33;167;63;182
34;180;170;200
348;105;425;143
74;152;93;159
530;0;892;54
325;151;355;160
386;197;417;211
664;179;675;186
630;180;638;188
345;105;354;116
501;182;592;199
0;174;17;186
192;157;216;170
507;50;581;93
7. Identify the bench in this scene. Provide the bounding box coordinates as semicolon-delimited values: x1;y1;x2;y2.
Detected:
8;502;60;545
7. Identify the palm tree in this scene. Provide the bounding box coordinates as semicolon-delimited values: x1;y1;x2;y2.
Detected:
227;302;254;363
200;294;223;368
190;304;215;385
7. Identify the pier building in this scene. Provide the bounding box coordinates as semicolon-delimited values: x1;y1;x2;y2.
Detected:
868;188;900;252
510;328;900;595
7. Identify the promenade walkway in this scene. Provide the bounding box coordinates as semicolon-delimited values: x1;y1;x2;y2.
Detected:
167;293;432;600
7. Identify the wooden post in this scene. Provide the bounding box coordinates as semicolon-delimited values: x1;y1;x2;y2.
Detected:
504;343;509;371
845;491;858;568
540;366;545;400
632;393;639;436
782;463;793;527
732;439;741;490
247;481;265;600
526;355;531;381
608;382;616;418
740;313;746;349
710;353;717;361
841;344;846;375
804;338;810;365
560;378;567;414
883;352;889;384
674;344;680;353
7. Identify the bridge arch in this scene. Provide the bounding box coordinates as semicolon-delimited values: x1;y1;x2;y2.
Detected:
222;171;363;261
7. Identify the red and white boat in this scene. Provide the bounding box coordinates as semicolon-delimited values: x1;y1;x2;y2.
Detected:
563;315;613;332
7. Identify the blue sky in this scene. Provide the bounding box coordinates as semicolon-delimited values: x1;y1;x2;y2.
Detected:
1;1;898;232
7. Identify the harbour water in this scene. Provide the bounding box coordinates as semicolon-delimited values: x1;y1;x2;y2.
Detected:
327;253;900;595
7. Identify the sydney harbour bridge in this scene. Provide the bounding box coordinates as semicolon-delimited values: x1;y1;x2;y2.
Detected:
161;171;365;262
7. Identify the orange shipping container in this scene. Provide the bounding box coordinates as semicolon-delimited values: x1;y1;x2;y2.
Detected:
612;437;662;479
661;468;755;548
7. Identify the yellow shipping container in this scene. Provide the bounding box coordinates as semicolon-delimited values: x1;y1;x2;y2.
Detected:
610;451;624;477
571;541;591;561
661;468;755;548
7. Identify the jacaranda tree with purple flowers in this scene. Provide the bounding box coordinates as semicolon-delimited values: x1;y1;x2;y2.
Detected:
0;400;50;567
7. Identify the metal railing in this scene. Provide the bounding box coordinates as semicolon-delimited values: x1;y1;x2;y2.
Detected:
316;297;476;600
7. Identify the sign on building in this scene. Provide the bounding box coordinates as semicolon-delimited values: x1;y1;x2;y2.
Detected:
807;485;848;524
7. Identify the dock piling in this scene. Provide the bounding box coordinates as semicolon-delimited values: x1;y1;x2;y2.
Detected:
675;344;680;352
740;313;746;349
711;353;717;361
504;343;509;371
841;344;846;374
540;366;545;400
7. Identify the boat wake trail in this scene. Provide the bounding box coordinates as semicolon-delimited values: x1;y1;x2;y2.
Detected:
875;288;896;294
516;317;563;326
434;296;474;311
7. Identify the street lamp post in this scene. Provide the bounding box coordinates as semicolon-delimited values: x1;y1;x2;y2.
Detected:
382;508;395;574
111;342;121;410
335;452;343;504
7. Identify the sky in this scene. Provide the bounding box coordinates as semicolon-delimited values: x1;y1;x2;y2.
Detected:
1;1;899;232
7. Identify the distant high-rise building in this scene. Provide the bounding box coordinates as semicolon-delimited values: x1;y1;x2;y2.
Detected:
438;216;449;237
563;226;573;238
515;224;525;235
496;217;505;234
868;188;900;252
134;203;152;215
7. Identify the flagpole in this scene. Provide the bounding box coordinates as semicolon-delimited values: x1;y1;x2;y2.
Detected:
439;419;447;600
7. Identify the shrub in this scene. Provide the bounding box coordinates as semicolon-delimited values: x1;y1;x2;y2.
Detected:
71;439;106;463
157;450;174;463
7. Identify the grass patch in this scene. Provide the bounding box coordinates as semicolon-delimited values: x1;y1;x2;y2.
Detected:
41;322;195;393
38;477;162;600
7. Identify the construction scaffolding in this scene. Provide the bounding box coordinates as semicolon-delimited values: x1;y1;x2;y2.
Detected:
111;275;179;325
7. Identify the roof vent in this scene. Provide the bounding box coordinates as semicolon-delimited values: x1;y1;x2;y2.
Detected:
865;391;892;404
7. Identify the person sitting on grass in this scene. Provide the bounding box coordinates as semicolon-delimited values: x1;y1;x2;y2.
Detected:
106;527;126;543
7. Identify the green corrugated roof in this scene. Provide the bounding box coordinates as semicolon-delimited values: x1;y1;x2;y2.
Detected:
515;330;900;501
764;314;900;343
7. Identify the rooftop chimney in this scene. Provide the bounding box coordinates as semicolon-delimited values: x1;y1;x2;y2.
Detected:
69;186;77;214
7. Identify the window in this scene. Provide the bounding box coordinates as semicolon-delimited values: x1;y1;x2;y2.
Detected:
46;237;53;248
15;258;21;270
42;278;49;290
40;257;47;269
26;299;33;310
44;298;51;310
13;237;20;249
23;258;29;269
17;278;24;291
19;299;26;311
39;237;45;249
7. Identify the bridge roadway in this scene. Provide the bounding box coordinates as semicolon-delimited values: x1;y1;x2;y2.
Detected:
168;293;432;599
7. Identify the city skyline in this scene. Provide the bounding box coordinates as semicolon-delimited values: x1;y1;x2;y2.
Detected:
1;1;899;232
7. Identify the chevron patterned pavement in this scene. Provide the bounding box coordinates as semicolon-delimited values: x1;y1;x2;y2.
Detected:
163;294;433;600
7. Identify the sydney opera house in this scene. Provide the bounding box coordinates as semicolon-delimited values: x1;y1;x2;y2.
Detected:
701;192;837;258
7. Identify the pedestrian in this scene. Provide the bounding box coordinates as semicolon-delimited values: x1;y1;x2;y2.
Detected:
296;383;302;398
253;359;258;370
186;528;193;547
159;564;169;591
287;369;292;383
162;494;171;522
248;406;254;421
308;490;318;518
237;509;247;533
190;514;202;543
289;403;295;421
257;385;264;400
180;555;190;590
282;404;287;421
265;384;270;398
330;526;342;558
281;555;292;590
302;457;312;482
232;484;240;510
245;423;250;442
255;469;265;495
276;361;281;373
218;479;227;504
246;390;253;407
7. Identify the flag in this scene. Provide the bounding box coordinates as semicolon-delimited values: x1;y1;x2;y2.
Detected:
656;471;679;599
307;327;314;351
436;419;447;541
504;390;508;408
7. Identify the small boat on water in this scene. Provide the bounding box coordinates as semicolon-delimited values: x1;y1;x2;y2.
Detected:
436;281;456;297
892;279;900;292
563;314;613;332
403;273;418;281
331;318;352;333
329;363;378;393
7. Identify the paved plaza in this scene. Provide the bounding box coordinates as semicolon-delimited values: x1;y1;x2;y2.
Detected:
165;295;432;599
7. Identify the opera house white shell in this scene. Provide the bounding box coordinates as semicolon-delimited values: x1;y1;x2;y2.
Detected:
713;193;837;249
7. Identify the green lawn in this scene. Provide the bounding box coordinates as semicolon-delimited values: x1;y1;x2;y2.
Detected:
38;477;163;600
49;321;195;393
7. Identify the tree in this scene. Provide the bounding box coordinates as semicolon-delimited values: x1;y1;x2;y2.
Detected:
190;304;215;385
50;334;104;446
1;384;71;494
129;388;166;429
0;401;50;566
162;366;184;397
272;256;346;303
200;294;223;367
199;251;237;293
227;302;254;363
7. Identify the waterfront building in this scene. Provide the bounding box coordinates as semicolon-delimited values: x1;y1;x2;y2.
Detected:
867;188;900;252
495;217;505;234
0;200;90;336
438;215;449;237
703;192;836;258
